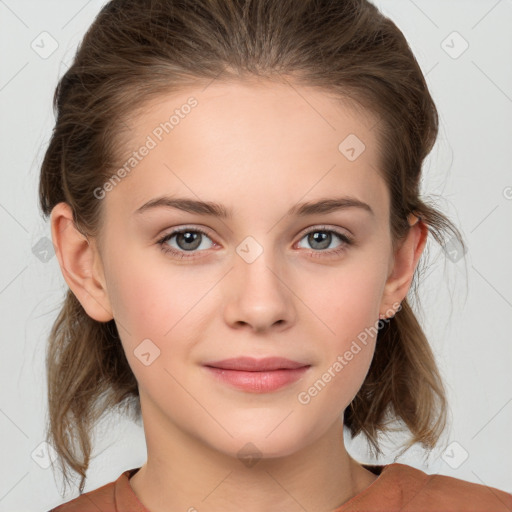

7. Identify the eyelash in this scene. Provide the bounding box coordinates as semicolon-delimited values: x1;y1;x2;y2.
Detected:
156;225;354;260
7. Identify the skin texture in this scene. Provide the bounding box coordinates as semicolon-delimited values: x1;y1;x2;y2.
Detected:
51;79;427;512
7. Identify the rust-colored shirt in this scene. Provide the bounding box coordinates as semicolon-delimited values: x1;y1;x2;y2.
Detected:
49;462;512;511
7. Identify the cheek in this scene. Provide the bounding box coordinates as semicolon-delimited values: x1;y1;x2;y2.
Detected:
305;255;388;343
105;238;200;328
294;255;387;409
296;299;379;430
102;248;180;358
105;250;216;375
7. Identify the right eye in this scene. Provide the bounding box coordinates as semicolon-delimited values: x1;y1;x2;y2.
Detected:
157;227;217;259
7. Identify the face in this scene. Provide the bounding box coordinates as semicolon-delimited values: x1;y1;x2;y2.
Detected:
57;79;412;462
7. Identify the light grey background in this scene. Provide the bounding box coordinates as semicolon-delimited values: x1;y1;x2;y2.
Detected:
0;0;511;510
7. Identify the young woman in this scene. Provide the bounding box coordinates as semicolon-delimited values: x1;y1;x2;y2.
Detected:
40;0;512;510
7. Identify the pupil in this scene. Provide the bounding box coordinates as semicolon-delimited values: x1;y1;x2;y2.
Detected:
310;231;330;250
178;231;201;250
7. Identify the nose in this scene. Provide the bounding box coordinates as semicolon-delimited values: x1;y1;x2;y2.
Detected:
222;246;296;333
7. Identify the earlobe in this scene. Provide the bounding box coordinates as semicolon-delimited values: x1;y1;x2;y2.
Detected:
50;202;114;322
379;214;428;318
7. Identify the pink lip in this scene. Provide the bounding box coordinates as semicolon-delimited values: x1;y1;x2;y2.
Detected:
204;356;308;371
203;357;311;393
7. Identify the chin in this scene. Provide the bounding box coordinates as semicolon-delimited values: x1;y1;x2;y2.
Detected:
203;418;318;462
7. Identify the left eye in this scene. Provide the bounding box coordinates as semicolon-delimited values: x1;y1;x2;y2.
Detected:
296;228;353;253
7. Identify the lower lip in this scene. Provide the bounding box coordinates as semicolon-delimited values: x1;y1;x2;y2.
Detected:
204;366;310;393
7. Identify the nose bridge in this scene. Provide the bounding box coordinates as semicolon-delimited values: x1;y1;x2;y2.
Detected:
223;234;295;330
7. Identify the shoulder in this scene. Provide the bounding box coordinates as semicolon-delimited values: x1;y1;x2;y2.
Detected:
47;479;116;512
344;463;512;511
413;466;512;511
47;468;142;512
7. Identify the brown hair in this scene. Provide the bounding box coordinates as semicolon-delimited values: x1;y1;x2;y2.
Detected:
39;0;465;494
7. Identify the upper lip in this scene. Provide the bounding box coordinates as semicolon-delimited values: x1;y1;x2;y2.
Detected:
204;357;310;371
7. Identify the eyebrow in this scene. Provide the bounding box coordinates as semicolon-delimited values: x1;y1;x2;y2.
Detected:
134;195;374;218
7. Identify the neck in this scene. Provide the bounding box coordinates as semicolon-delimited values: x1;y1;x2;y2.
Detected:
130;403;377;512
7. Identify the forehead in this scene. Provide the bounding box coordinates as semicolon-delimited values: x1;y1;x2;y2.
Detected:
125;79;378;149
104;79;387;222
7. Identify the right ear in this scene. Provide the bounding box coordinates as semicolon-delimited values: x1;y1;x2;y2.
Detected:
50;202;114;322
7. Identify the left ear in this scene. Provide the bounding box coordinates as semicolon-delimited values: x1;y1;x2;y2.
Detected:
379;213;428;318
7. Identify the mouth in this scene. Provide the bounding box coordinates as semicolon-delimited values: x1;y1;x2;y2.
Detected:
203;357;311;393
